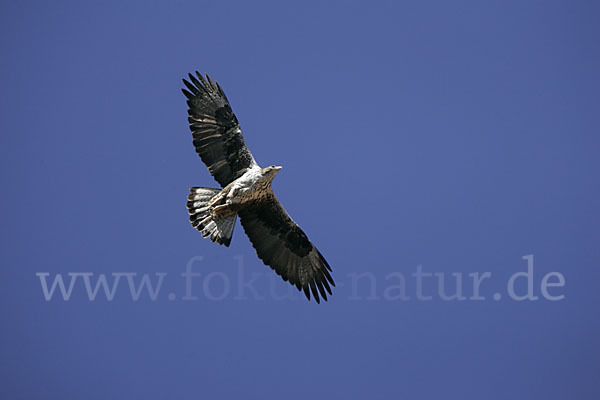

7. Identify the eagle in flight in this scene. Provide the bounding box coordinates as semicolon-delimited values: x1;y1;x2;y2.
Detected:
182;72;335;303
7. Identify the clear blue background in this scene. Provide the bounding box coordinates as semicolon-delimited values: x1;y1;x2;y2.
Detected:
1;1;599;398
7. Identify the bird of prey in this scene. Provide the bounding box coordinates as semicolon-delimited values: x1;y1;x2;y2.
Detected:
181;72;335;303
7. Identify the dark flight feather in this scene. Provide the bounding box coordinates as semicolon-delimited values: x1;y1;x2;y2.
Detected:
238;194;335;304
183;72;258;188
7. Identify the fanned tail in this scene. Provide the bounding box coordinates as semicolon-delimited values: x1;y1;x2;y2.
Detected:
187;187;236;247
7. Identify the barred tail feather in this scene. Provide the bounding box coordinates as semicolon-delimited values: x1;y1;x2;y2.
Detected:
187;187;236;247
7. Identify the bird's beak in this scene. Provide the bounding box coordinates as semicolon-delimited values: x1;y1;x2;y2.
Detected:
274;166;282;171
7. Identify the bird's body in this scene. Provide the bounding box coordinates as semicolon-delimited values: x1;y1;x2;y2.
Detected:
220;165;280;208
195;165;279;220
182;72;334;303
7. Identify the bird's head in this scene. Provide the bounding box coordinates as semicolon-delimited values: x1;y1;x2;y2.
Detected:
262;165;282;182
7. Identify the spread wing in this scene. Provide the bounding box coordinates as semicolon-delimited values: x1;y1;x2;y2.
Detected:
182;72;258;188
238;194;335;303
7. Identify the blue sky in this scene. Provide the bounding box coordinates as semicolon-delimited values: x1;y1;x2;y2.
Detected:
1;1;599;399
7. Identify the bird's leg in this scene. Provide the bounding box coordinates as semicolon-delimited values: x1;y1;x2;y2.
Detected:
208;185;240;219
208;189;230;218
209;184;239;208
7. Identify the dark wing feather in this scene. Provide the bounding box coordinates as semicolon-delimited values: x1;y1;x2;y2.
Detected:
238;194;335;303
182;72;258;188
